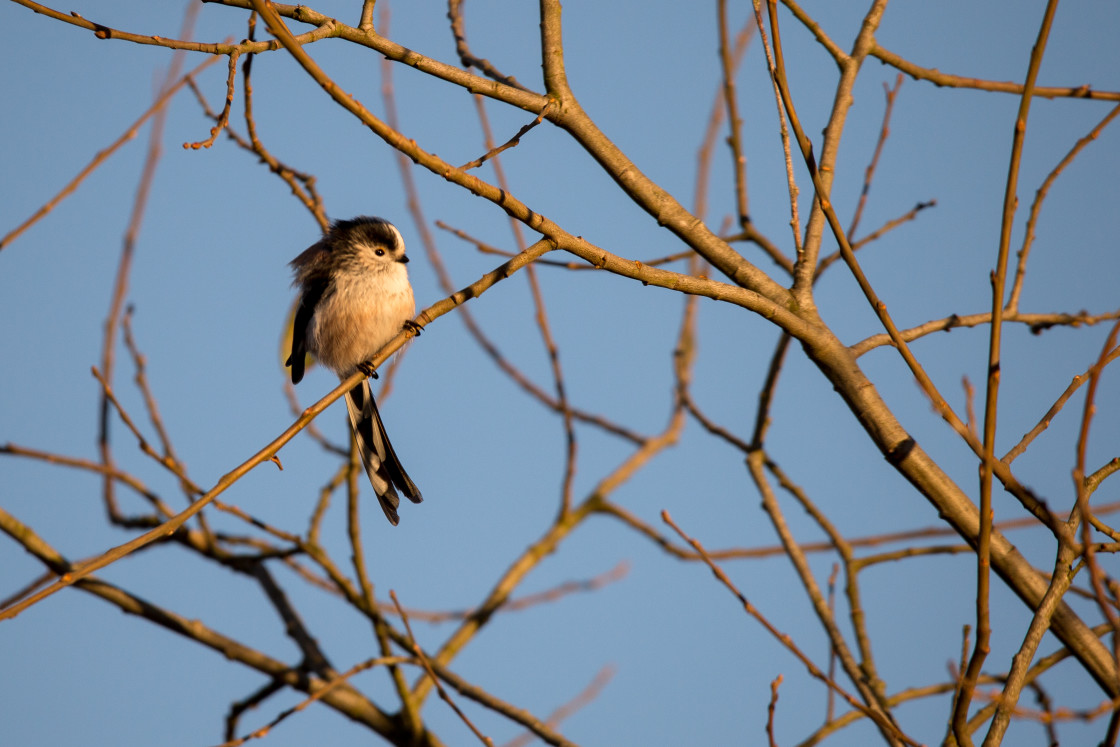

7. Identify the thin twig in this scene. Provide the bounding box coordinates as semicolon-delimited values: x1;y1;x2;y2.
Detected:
470;95;578;518
1073;322;1120;666
851;308;1120;358
846;74;903;240
1003;343;1120;464
1008;102;1120;312
816;200;935;277
96;3;200;526
752;0;803;266
660;510;918;747
870;41;1120;102
459;100;554;171
184;51;240;149
501;666;614;747
215;654;414;746
718;0;750;229
957;4;1059;742
0;56;218;251
384;561;629;623
446;0;530;90
767;674;784;747
750;452;897;734
437;220;692;271
390;590;494;746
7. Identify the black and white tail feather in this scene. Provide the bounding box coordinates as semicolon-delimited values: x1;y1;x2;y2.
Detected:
286;216;422;525
343;379;422;525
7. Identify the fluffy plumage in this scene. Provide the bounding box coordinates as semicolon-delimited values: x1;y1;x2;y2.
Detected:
287;216;422;525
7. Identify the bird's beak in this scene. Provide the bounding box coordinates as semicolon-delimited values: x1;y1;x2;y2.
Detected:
398;255;410;264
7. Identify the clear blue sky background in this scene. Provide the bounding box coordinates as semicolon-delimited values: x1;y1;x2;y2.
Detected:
2;1;1119;745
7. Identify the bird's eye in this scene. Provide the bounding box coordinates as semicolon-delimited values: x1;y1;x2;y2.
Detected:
375;248;385;256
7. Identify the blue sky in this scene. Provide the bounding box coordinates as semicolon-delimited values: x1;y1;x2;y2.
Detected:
2;1;1119;745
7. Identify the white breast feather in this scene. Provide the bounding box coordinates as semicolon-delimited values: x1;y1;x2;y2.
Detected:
309;262;414;376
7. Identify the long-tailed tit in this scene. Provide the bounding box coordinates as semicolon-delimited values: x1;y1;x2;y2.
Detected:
286;216;422;525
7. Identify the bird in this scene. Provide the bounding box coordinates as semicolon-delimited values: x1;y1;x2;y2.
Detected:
286;216;422;525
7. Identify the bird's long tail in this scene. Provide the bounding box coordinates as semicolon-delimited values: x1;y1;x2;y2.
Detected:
343;379;423;525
